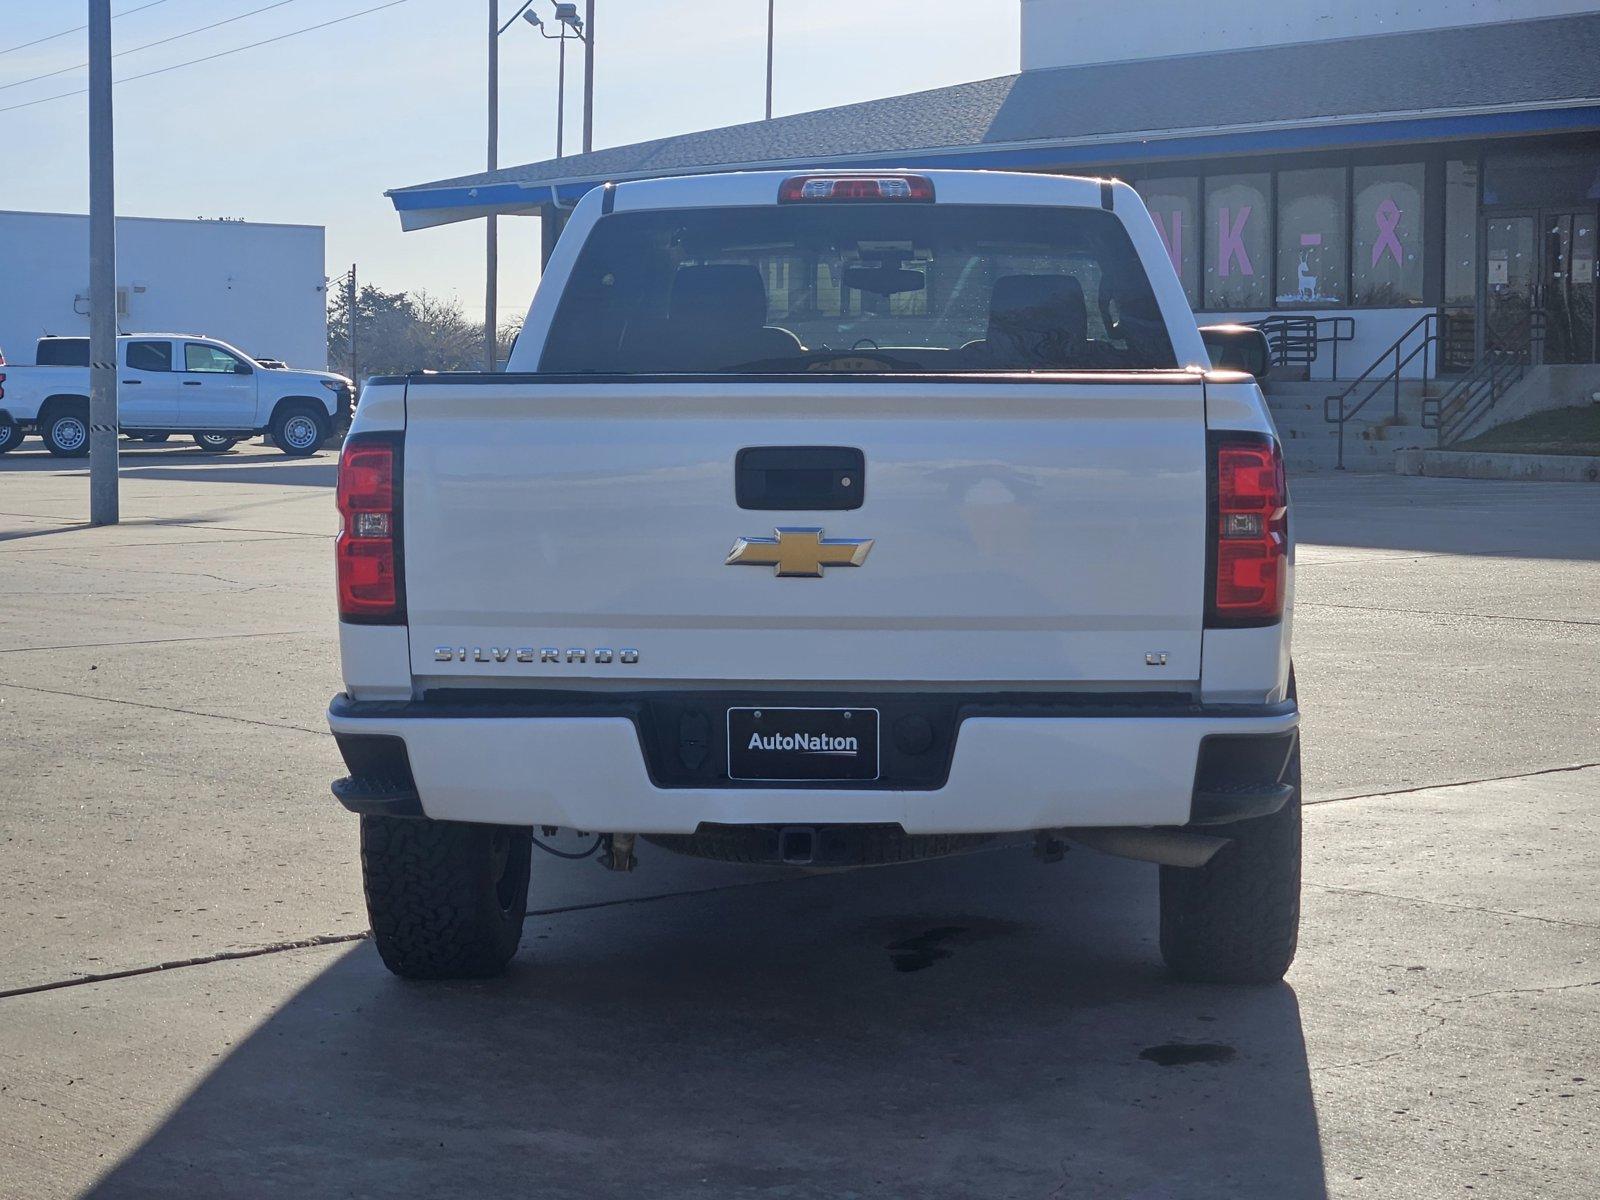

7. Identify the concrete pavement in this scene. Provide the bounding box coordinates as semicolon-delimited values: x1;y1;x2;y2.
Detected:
1;442;1598;1198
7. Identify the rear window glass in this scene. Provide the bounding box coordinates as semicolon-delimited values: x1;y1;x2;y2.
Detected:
37;338;89;367
539;203;1177;375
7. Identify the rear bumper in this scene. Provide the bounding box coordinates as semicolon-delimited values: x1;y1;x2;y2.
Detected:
326;693;1298;834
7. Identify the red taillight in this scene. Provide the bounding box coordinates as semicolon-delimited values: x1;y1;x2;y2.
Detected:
336;434;403;622
1209;436;1287;625
777;174;935;203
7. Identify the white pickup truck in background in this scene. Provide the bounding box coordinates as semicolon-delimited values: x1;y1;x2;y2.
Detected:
328;169;1299;986
0;334;350;456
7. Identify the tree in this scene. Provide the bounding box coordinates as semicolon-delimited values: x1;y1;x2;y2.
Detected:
327;283;522;379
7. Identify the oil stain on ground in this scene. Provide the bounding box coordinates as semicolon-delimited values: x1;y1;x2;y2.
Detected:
888;926;967;972
1139;1043;1238;1067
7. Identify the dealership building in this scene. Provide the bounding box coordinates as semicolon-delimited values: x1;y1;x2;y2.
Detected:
389;1;1600;464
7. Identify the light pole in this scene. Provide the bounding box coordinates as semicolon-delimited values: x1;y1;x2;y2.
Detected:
522;4;587;158
486;2;592;371
765;0;774;120
88;0;118;524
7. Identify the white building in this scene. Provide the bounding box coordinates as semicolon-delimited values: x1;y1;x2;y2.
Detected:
0;211;327;368
1019;0;1600;68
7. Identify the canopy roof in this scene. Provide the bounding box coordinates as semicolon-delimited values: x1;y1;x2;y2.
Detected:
389;13;1600;230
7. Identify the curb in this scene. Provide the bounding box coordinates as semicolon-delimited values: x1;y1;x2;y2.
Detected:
1395;448;1600;483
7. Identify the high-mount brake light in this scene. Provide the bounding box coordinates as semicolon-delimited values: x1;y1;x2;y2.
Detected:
1207;435;1288;626
336;433;404;623
777;175;935;203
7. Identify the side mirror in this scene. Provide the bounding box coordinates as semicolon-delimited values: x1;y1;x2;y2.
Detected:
1199;324;1271;379
234;362;253;375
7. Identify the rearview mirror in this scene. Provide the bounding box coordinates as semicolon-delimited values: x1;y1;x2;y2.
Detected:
234;362;253;375
1199;324;1271;379
843;266;925;296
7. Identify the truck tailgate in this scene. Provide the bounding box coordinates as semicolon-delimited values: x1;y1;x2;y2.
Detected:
401;376;1207;686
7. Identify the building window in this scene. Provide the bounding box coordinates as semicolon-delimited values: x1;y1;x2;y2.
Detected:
1352;164;1425;306
1204;173;1271;310
1275;168;1346;307
1135;176;1199;307
1444;159;1479;307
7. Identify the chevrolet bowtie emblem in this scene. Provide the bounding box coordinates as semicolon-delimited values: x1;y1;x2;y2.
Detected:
725;527;874;577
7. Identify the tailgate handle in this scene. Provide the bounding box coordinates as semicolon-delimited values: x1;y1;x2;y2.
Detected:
735;446;864;511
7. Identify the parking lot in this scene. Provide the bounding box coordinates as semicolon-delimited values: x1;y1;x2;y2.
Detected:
2;441;1597;1199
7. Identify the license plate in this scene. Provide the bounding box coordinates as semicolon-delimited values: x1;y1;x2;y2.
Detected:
726;707;880;782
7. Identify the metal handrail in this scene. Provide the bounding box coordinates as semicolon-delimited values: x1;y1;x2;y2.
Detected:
1322;310;1443;470
1250;314;1356;377
1423;311;1546;446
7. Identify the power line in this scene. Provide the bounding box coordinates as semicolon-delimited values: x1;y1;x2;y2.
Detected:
0;0;414;116
1;0;307;94
0;0;173;58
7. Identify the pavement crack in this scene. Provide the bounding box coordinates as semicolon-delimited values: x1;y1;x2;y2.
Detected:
1307;883;1600;930
0;679;330;737
1313;980;1600;1074
0;629;313;655
1306;761;1600;807
0;933;371;1001
1299;600;1600;628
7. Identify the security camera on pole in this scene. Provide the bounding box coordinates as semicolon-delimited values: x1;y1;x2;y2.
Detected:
87;0;118;525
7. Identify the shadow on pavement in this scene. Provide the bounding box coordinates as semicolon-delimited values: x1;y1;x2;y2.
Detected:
87;847;1326;1199
0;445;333;488
1290;473;1600;561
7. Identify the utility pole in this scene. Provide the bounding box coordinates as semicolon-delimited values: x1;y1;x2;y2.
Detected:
485;0;499;372
87;0;118;525
582;0;594;152
765;0;774;120
346;264;357;387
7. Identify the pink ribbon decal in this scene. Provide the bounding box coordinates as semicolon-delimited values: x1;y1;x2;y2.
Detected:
1152;211;1183;274
1372;198;1403;268
1217;206;1253;277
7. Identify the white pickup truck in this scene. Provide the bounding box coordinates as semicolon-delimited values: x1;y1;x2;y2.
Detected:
328;170;1299;985
0;334;350;456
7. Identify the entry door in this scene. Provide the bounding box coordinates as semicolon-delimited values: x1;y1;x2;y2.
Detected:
1485;210;1598;364
1540;209;1597;364
1485;215;1538;356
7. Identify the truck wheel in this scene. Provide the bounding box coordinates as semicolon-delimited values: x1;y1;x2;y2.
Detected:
271;403;328;457
41;405;90;457
192;432;238;453
0;418;19;454
1159;744;1301;984
360;815;533;980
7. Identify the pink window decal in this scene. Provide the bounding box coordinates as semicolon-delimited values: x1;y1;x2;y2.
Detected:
1217;206;1254;277
1372;198;1404;267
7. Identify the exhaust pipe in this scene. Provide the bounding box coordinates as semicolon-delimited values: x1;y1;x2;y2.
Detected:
1060;827;1230;869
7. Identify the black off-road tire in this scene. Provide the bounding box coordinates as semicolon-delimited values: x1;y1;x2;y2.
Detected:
270;402;328;457
1159;744;1302;984
360;815;533;980
0;418;20;454
41;402;90;457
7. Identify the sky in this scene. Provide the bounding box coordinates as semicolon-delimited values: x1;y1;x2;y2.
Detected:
0;0;1020;324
